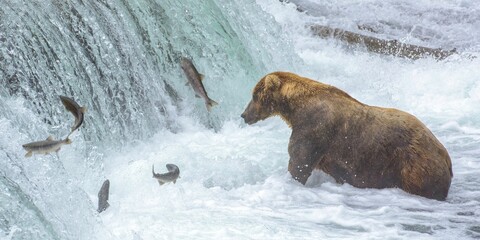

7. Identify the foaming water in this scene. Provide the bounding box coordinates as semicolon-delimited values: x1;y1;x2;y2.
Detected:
100;1;479;239
286;0;480;53
0;0;297;238
101;120;479;239
1;0;479;239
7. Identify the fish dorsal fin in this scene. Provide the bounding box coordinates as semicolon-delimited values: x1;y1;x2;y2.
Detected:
46;136;54;141
199;74;205;81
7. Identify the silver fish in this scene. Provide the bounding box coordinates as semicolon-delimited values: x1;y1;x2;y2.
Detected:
22;136;72;158
59;95;87;134
180;57;218;111
97;179;110;213
152;164;180;186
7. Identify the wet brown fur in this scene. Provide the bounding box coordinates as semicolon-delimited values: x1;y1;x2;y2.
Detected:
241;72;452;200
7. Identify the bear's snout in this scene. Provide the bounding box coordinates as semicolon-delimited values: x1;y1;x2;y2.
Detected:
240;110;254;124
241;101;258;125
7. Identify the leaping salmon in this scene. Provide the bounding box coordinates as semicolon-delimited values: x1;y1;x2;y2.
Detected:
180;57;218;111
152;164;180;186
22;136;72;158
59;95;86;135
97;179;110;213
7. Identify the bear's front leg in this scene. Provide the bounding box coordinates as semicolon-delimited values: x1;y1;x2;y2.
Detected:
288;158;314;185
287;140;320;185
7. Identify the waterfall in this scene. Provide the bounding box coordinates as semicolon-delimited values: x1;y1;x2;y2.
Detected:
0;0;298;238
3;0;478;239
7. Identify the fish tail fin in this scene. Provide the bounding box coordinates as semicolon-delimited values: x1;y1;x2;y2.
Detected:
25;151;32;158
206;99;218;112
152;165;155;177
80;106;87;113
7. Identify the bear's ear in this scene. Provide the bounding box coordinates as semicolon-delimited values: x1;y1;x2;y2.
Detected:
264;74;281;91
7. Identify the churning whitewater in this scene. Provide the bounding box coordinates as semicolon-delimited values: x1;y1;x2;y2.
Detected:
1;0;479;239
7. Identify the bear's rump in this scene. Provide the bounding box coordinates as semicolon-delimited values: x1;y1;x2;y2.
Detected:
315;129;451;199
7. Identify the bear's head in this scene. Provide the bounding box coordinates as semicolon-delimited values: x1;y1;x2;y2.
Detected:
241;74;283;125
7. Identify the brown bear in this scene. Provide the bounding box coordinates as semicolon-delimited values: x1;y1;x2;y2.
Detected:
241;72;452;200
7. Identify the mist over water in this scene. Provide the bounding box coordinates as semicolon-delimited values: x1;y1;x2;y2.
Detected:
1;0;479;239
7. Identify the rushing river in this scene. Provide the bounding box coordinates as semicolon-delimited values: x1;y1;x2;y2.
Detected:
0;0;479;239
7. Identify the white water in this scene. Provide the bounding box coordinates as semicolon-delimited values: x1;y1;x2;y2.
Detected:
1;0;480;239
101;1;480;239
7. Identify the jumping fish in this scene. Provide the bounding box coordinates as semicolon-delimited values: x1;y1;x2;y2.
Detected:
180;57;218;111
97;179;110;213
59;95;86;134
152;164;180;186
22;136;72;158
